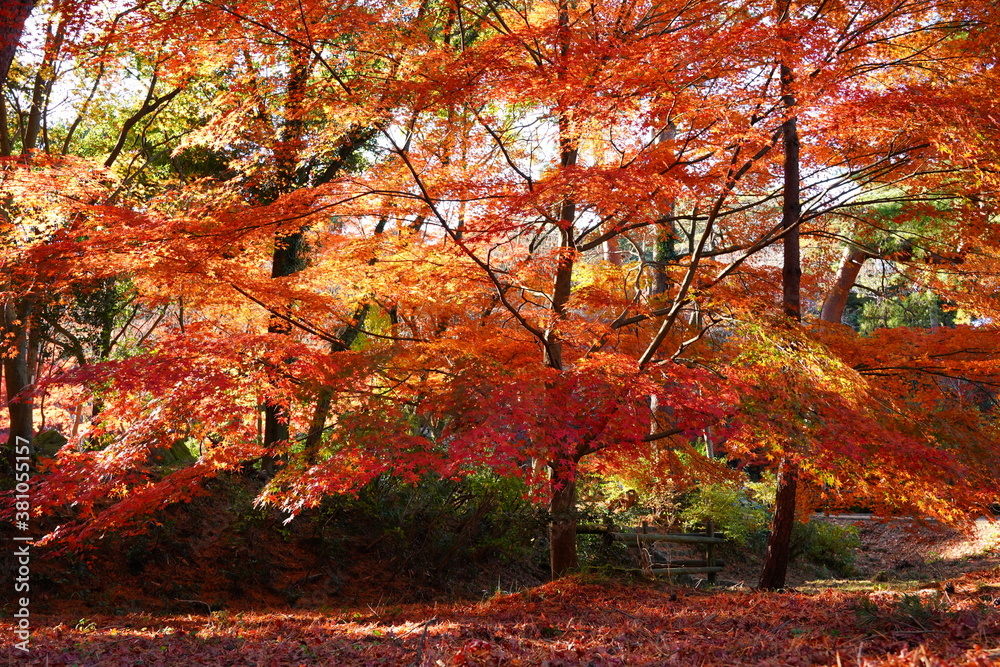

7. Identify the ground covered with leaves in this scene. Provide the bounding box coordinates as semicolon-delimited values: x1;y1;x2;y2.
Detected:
721;517;1000;592
5;479;1000;665
4;574;1000;666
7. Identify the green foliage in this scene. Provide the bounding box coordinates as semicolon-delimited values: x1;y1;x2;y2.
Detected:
171;146;233;181
149;438;198;467
40;276;145;368
125;537;152;576
576;532;635;571
115;516;191;578
663;478;860;575
33;429;68;458
679;482;771;547
858;288;954;335
350;306;394;351
223;476;272;534
314;471;546;584
222;552;274;595
75;618;98;633
836;200;958;334
791;521;861;576
573;476;652;569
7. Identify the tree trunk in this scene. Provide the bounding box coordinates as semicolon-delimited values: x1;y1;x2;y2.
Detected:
0;94;10;156
604;236;623;266
548;458;579;577
820;246;869;324
0;0;34;90
22;15;64;153
758;458;798;589
3;297;34;459
545;209;578;577
303;302;369;463
261;230;302;475
779;122;801;319
544;3;581;575
0;2;36;469
258;45;311;476
652;122;677;297
302;214;388;463
257;61;376;473
759;36;802;590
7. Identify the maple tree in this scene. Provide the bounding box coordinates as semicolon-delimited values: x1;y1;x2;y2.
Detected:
1;0;999;593
0;0;198;471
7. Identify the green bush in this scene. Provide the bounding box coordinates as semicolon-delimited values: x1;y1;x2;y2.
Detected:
313;471;546;583
679;483;770;547
667;479;860;575
576;532;635;570
792;520;860;576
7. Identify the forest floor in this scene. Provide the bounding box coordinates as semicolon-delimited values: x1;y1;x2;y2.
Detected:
3;516;1000;665
727;516;1000;593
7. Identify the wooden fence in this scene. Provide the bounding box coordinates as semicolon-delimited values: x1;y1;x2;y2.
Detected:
578;521;725;583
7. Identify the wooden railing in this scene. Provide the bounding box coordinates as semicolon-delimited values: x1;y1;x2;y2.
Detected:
578;521;725;583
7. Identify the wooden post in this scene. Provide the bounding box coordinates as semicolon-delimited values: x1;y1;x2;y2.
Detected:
604;526;727;579
641;521;650;576
706;520;717;585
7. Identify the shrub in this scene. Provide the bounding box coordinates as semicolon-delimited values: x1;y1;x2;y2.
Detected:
679;483;770;547
792;520;860;576
313;471;546;583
